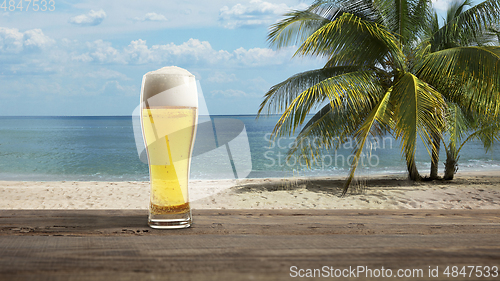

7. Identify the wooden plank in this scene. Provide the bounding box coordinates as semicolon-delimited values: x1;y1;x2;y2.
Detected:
0;210;499;281
1;209;500;236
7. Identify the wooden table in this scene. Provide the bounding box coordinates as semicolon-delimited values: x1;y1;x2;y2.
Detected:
1;209;499;280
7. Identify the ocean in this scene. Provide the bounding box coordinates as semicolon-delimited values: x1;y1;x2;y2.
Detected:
0;115;499;181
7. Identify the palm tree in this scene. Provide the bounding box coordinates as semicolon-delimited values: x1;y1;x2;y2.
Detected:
257;0;500;194
443;103;500;179
419;0;500;180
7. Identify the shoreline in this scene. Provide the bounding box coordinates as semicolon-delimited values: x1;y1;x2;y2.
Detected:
1;167;499;182
1;167;499;183
1;170;499;210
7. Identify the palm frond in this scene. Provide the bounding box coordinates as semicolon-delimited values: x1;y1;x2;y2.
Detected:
475;25;500;46
414;11;439;62
296;13;406;71
430;0;500;51
446;102;473;154
447;105;500;155
322;41;389;68
344;87;393;194
272;70;384;138
286;92;385;167
446;0;473;24
257;66;365;116
311;0;382;22
267;0;384;49
416;46;500;113
267;8;331;49
456;121;500;154
491;25;500;42
286;104;355;167
374;0;433;47
473;123;500;152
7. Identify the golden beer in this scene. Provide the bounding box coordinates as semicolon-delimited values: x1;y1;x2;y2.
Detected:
140;66;198;229
142;106;197;219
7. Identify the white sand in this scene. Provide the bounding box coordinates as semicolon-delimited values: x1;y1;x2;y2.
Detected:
1;171;499;209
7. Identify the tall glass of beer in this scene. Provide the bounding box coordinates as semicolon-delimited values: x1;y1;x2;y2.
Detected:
140;66;198;229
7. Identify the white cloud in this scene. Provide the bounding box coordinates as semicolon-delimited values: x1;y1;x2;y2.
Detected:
69;9;107;26
71;53;93;62
0;27;23;53
86;39;125;63
219;0;308;29
123;39;153;64
23;29;56;48
211;89;249;97
149;38;233;65
83;68;131;80
69;37;305;68
207;71;237;83
133;38;299;67
0;25;316;72
233;46;295;66
100;80;136;96
0;27;54;53
134;12;168;22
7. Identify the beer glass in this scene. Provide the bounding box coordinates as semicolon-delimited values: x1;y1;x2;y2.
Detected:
140;66;198;229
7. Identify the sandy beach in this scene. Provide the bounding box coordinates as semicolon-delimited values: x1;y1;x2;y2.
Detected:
1;170;499;210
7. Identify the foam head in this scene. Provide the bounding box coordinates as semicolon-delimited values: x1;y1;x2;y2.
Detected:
141;66;198;108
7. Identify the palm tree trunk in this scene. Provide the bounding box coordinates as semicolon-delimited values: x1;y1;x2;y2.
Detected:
430;132;441;180
407;157;421;181
444;150;458;180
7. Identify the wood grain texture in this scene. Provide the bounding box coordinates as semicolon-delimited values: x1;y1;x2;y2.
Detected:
0;209;499;280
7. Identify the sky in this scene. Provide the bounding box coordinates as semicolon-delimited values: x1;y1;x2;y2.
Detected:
1;0;458;116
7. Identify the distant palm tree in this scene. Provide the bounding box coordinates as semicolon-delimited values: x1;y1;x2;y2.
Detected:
257;0;500;194
443;103;500;179
420;0;500;179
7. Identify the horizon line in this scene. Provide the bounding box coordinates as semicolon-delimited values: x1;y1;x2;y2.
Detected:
0;113;294;118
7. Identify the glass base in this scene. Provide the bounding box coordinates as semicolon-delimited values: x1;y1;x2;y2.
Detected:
148;211;192;229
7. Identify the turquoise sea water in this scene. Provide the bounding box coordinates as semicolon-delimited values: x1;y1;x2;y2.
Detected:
0;115;499;181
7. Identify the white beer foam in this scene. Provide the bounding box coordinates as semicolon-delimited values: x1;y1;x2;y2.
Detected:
141;66;198;108
147;66;194;76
